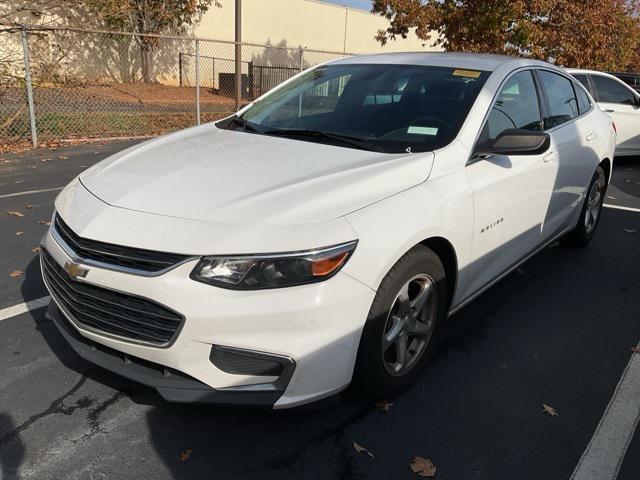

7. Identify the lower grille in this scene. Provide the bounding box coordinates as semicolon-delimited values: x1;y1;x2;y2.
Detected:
41;250;183;346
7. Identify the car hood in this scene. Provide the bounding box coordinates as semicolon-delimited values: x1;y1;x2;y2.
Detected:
80;124;434;226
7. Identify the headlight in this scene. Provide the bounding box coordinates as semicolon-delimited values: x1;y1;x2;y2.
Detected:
190;241;357;290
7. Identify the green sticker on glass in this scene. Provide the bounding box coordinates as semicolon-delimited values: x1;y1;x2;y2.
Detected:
407;126;438;136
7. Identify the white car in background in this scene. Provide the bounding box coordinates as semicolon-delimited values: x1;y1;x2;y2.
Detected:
568;69;640;156
41;53;615;409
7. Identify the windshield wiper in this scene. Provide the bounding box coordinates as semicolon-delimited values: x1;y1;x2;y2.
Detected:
262;128;386;152
230;116;260;133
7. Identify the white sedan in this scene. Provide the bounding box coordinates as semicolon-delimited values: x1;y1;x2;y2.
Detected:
568;69;640;156
41;53;616;409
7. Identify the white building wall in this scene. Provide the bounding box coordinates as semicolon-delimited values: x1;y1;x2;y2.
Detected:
195;0;437;54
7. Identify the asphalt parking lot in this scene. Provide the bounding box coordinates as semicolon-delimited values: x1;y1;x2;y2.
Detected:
1;141;639;480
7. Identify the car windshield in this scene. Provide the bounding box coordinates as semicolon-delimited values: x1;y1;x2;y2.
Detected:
219;63;490;153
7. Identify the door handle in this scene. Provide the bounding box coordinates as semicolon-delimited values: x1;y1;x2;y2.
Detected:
604;109;616;113
543;151;556;163
585;132;597;142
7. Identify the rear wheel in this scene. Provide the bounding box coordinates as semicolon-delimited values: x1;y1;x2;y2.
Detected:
353;245;447;397
563;166;606;246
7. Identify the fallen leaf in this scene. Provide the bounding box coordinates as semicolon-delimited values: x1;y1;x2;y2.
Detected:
180;448;192;461
7;211;24;218
58;155;68;160
9;270;22;278
623;228;637;234
25;204;33;209
15;231;24;236
631;346;640;354
353;441;375;458
38;220;51;226
542;404;558;416
410;456;437;477
375;399;394;412
32;247;42;253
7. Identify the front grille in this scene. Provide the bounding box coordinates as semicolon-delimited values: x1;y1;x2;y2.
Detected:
53;214;190;273
41;249;183;346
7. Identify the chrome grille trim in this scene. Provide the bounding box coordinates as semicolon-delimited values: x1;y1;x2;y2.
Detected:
51;214;197;277
41;249;184;347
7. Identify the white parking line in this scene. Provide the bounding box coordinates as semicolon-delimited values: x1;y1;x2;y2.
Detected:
0;187;63;200
0;296;50;322
571;343;640;480
604;204;640;213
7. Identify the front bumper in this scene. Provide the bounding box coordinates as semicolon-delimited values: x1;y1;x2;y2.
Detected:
42;227;376;409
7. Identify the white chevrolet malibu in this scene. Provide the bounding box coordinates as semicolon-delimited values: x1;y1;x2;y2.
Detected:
42;53;616;409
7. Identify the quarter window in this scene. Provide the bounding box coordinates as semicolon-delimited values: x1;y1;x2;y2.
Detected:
573;74;591;93
591;75;637;105
575;84;592;114
538;71;578;129
478;70;542;145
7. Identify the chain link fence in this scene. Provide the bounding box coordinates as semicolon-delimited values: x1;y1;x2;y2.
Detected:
0;25;354;151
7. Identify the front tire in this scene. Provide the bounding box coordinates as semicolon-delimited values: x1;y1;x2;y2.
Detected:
353;245;447;398
563;166;606;246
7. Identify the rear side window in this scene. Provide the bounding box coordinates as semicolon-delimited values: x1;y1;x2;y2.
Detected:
479;70;542;144
591;75;637;105
573;74;591;92
574;83;592;114
538;71;578;129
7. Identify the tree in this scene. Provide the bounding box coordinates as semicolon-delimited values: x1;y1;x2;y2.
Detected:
85;0;220;83
371;0;640;71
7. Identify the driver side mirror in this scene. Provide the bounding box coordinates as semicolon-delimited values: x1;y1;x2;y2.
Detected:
475;129;550;158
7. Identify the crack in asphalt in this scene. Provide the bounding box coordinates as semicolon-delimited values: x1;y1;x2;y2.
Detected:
0;373;90;447
84;391;127;440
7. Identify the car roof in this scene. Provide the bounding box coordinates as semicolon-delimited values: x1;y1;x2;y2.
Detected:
330;52;554;72
565;68;619;78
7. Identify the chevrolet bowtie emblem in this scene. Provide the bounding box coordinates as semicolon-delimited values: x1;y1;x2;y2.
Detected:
64;261;88;279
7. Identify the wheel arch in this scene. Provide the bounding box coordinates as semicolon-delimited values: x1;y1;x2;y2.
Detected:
419;236;458;312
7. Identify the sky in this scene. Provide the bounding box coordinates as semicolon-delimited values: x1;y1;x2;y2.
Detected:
321;0;373;11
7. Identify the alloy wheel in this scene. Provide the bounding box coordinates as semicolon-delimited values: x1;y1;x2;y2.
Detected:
381;274;437;377
584;177;603;234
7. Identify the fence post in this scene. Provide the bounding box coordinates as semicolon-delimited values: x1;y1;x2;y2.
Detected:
195;40;201;125
235;0;243;111
299;48;304;73
21;26;38;149
179;52;183;87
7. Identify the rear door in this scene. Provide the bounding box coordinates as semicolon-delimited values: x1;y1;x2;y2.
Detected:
536;69;599;240
589;74;640;155
464;69;553;295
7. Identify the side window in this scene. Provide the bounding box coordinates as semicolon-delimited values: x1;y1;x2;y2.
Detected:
538;71;578;129
479;70;542;145
591;75;637;105
573;74;591;93
574;83;592;114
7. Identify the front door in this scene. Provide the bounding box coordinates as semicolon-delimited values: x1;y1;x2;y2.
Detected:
464;70;555;296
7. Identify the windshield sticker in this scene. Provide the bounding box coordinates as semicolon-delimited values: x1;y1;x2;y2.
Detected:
452;69;482;79
407;126;438;136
